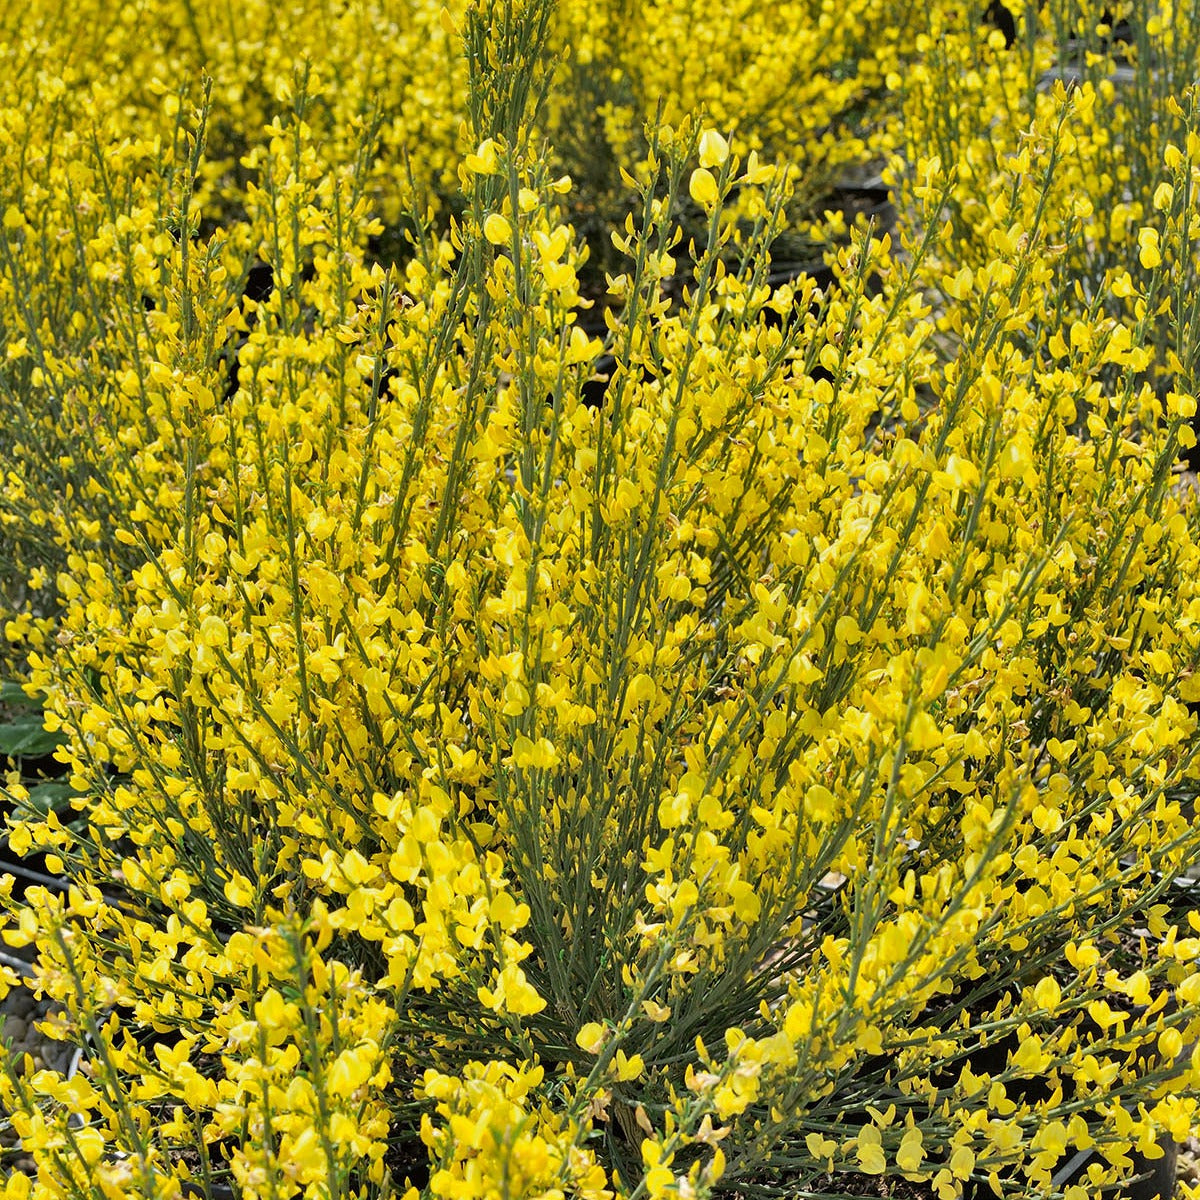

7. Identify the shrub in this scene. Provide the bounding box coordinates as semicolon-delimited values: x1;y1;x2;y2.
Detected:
1;2;1200;1200
889;0;1200;398
0;0;941;665
543;0;924;280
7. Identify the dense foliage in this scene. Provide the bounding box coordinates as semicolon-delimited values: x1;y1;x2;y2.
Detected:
1;2;1200;1199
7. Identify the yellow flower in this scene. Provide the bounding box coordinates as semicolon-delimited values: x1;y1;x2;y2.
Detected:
856;1127;887;1175
698;129;730;168
1138;227;1162;269
614;1050;644;1081
327;1044;377;1098
576;1022;607;1054
465;138;499;175
1033;975;1061;1011
896;1127;925;1173
484;212;512;245
689;167;720;208
197;614;228;647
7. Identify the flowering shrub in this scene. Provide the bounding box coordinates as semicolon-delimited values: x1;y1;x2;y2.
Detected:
0;0;940;661
890;0;1200;398
544;0;923;268
0;0;920;313
1;2;1200;1200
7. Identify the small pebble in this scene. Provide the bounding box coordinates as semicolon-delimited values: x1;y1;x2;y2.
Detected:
9;992;36;1018
45;1045;73;1072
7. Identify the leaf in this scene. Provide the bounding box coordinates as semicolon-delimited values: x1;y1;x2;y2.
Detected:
0;715;63;759
0;681;41;709
22;781;78;813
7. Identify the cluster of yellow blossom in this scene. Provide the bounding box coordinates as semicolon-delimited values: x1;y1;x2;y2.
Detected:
0;1;1199;1199
545;0;925;251
890;0;1200;379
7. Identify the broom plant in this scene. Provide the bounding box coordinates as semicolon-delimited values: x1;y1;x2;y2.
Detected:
0;2;1199;1199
